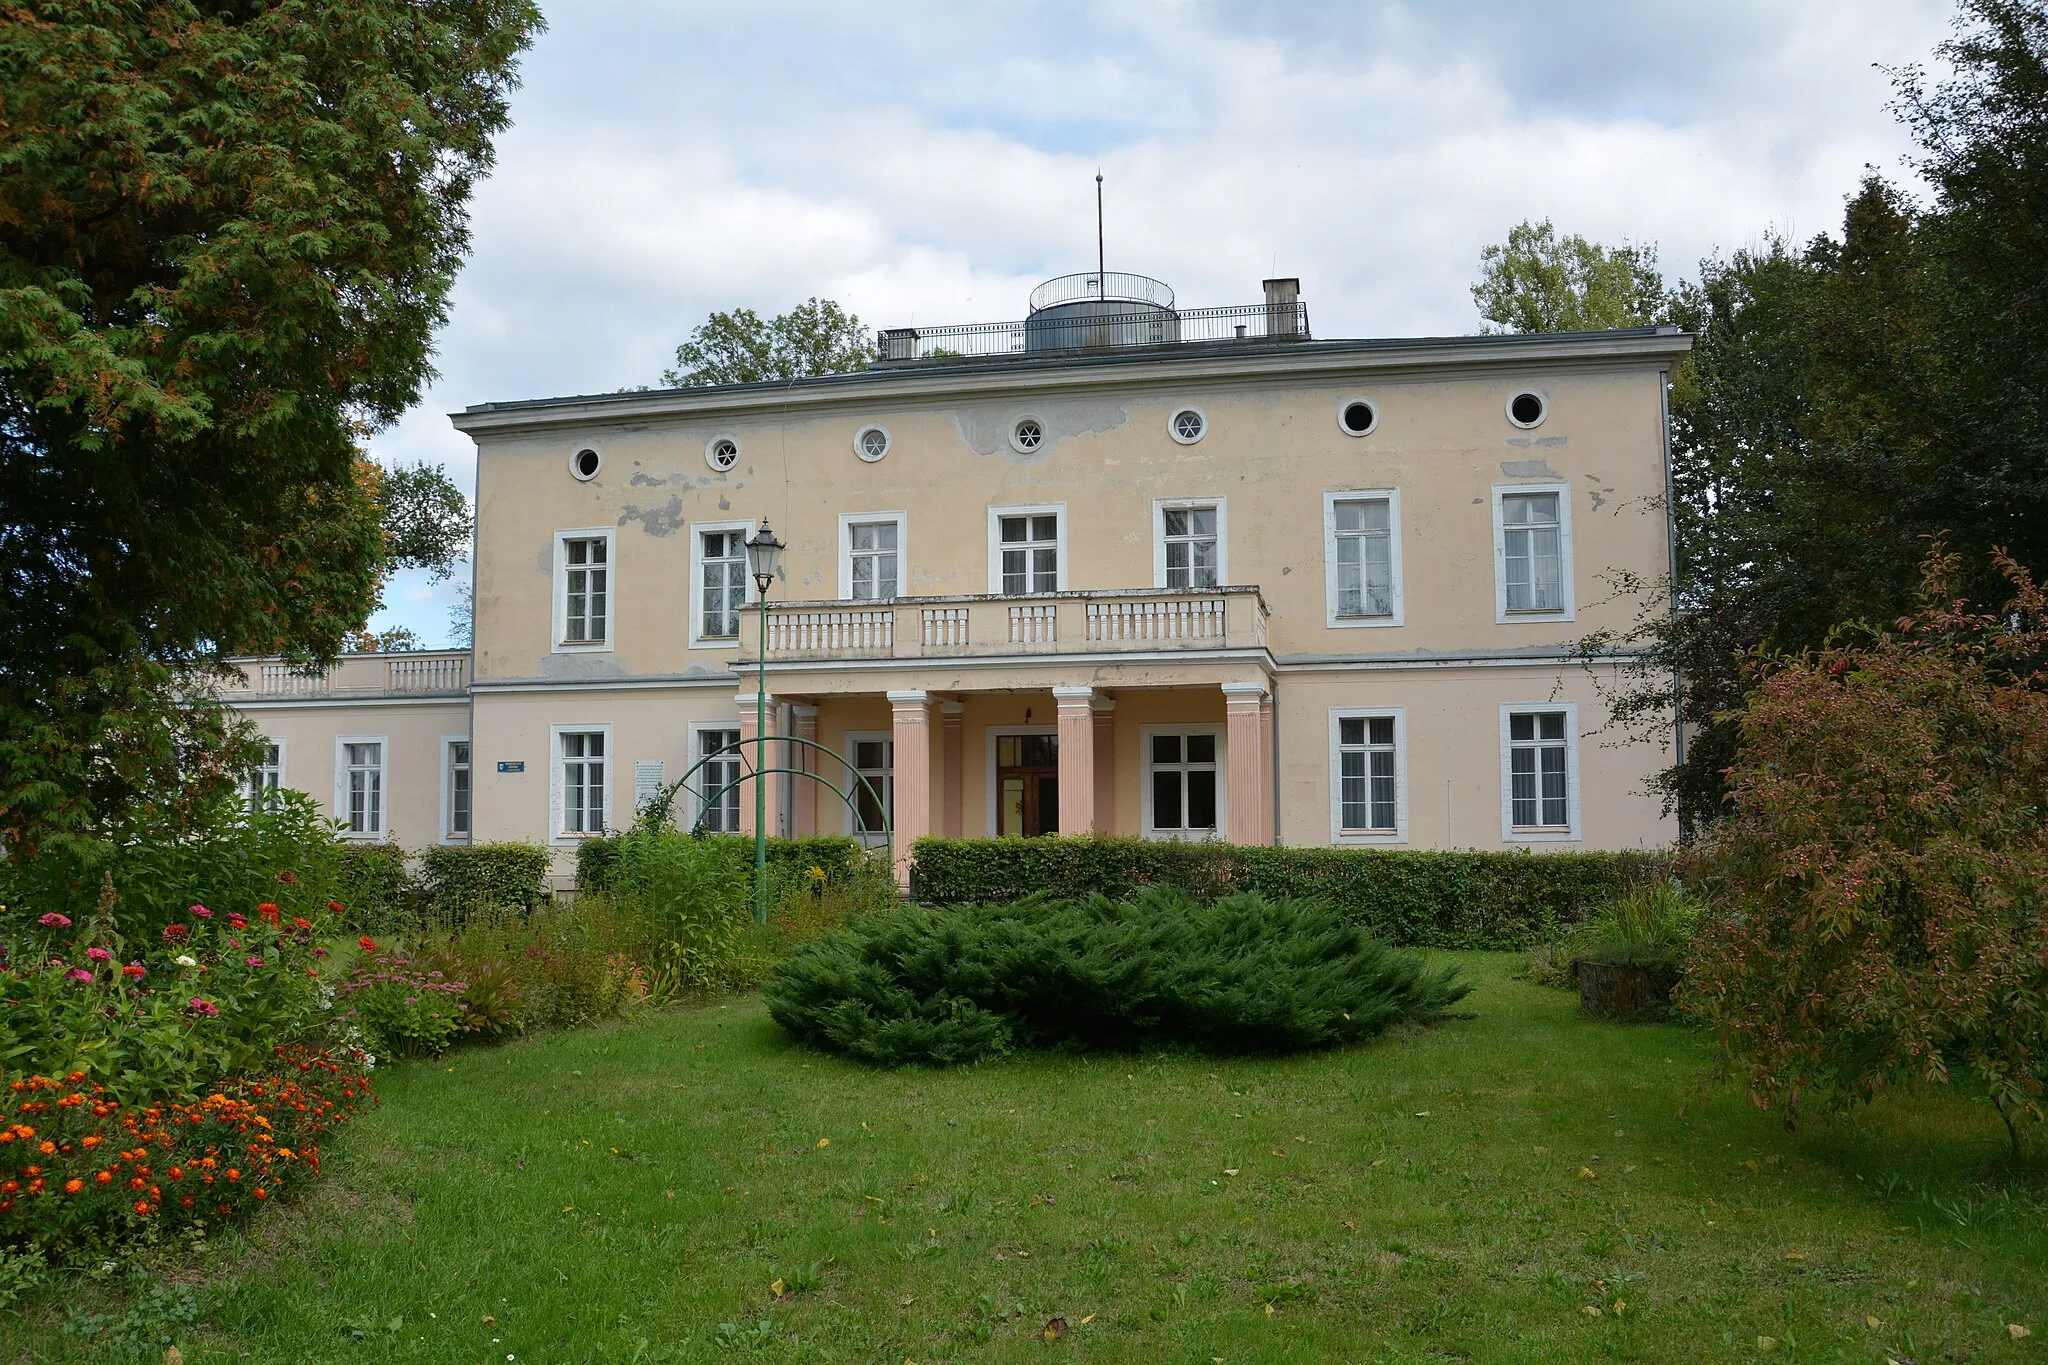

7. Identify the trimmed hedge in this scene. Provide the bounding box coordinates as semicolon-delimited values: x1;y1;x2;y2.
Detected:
335;843;412;933
907;837;1667;950
419;842;550;919
577;833;873;898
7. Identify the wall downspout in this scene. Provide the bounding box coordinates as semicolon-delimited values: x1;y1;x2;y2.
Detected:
1658;363;1685;839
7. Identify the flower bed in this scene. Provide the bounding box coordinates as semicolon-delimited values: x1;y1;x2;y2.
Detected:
0;1045;372;1256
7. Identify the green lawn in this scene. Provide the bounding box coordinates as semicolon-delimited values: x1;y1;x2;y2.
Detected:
11;954;2044;1363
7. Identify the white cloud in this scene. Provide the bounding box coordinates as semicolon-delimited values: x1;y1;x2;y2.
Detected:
368;0;1956;644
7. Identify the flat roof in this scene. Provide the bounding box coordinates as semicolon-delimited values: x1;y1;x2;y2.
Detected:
451;326;1691;434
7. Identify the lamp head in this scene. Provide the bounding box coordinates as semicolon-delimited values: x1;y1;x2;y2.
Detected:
745;518;785;594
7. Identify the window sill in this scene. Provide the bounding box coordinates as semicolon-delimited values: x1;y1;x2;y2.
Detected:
1143;828;1223;842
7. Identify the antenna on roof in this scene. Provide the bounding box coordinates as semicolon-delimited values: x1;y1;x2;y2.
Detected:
1095;171;1105;295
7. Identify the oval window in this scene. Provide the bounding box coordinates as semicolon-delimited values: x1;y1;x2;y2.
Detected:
1508;391;1547;428
1338;399;1378;437
706;436;740;472
570;447;601;480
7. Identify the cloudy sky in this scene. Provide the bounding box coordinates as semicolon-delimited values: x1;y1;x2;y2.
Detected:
370;0;1957;644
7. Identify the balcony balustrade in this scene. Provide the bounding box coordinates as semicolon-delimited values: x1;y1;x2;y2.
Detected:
226;650;471;697
738;585;1268;664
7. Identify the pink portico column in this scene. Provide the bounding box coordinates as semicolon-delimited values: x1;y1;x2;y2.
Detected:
939;700;965;838
1091;697;1116;833
790;703;819;837
1222;682;1271;846
1052;685;1097;837
736;692;780;837
887;690;933;886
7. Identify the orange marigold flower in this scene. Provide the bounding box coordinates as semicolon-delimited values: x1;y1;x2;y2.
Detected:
0;1181;16;1195
253;1188;267;1199
63;1178;82;1195
37;1141;53;1155
225;1168;239;1181
128;1176;145;1190
133;1200;150;1215
95;1171;111;1184
181;1196;194;1207
168;1166;183;1180
80;1135;101;1148
357;936;376;953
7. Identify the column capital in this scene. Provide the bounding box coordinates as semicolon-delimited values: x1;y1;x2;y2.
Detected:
938;700;966;718
885;689;931;706
1220;681;1268;702
1090;697;1117;714
788;702;819;720
736;692;775;712
1051;684;1096;705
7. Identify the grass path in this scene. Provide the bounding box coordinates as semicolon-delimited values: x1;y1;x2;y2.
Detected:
12;954;2044;1363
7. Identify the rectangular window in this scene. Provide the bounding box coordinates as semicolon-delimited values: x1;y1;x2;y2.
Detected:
700;529;748;638
245;742;282;811
1507;711;1571;829
1496;488;1571;617
1333;498;1394;617
1337;715;1398;832
447;740;471;839
343;741;383;836
562;536;609;643
847;520;899;600
1146;730;1220;837
695;728;742;834
848;734;893;842
1160;505;1220;590
560;731;606;836
998;513;1060;595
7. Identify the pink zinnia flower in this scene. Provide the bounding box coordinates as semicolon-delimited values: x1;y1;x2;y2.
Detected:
188;999;219;1017
245;956;265;968
189;905;212;920
68;968;92;982
39;913;71;928
227;912;247;929
84;946;111;962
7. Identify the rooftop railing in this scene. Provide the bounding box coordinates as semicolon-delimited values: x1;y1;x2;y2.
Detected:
876;300;1310;363
222;650;471;697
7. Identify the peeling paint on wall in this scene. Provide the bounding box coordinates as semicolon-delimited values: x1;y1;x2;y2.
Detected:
1499;458;1561;479
539;651;628;680
952;400;1130;461
619;496;685;537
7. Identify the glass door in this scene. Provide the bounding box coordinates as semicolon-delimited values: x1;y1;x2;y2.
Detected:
996;733;1059;837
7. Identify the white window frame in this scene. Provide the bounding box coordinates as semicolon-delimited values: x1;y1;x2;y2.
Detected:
1139;723;1227;841
1498;701;1581;843
843;730;894;846
438;734;472;844
838;511;907;601
986;503;1067;596
687;721;744;834
334;734;388;841
1152;498;1228;591
689;519;753;647
1323;489;1405;629
1491;484;1575;624
552;527;616;652
549;723;613;844
246;737;286;810
1328;708;1407;845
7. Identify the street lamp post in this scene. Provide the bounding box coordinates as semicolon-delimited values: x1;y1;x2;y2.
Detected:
744;518;786;924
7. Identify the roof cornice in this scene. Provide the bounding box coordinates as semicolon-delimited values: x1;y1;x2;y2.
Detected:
448;329;1692;437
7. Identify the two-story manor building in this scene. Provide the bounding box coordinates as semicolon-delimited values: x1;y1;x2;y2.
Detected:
223;273;1688;885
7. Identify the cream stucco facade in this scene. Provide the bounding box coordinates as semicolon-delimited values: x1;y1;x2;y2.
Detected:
224;280;1689;886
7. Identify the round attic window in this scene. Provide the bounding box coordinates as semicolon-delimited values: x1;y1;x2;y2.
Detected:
1170;408;1206;444
1507;391;1547;428
569;446;602;480
855;425;890;462
705;435;740;472
1011;417;1045;453
1338;399;1378;437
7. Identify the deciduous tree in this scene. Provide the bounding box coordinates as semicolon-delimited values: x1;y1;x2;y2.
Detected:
663;298;874;387
1471;220;1666;334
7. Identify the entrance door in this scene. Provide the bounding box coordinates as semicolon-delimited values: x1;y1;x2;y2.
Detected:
996;733;1059;836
